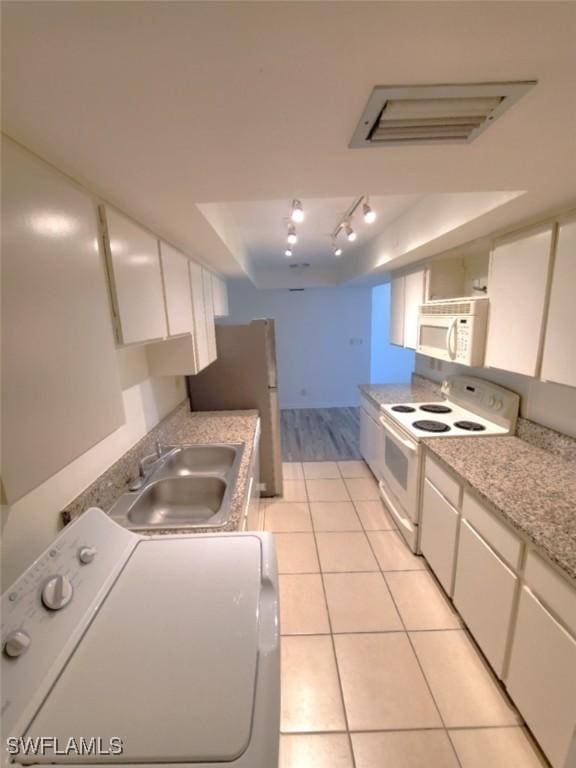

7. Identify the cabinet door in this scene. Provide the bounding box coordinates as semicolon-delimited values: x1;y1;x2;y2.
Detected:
420;479;460;595
202;268;218;363
189;261;210;372
159;242;194;337
454;520;518;678
485;225;554;376
2;138;124;502
541;215;576;388
403;270;425;349
360;408;379;475
389;276;405;346
102;206;167;345
212;274;229;317
506;586;576;768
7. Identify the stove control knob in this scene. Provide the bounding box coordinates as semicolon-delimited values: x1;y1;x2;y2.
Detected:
41;575;73;611
3;629;31;658
488;396;496;407
493;399;503;410
78;546;97;565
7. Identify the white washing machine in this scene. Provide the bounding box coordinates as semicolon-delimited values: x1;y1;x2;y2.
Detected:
1;509;280;768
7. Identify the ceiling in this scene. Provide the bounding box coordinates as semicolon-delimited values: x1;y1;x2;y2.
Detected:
198;194;420;265
3;1;576;288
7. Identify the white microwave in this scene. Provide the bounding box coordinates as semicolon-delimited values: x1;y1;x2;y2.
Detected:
416;297;489;366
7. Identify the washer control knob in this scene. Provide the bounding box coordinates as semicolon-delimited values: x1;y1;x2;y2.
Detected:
3;629;31;658
41;575;73;611
78;546;97;565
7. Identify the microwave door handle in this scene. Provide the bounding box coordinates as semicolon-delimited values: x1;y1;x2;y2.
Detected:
379;416;417;453
447;318;458;360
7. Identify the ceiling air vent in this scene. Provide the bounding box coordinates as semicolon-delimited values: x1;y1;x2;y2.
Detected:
350;82;536;147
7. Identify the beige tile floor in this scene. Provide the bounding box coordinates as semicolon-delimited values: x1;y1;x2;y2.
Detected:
269;460;549;768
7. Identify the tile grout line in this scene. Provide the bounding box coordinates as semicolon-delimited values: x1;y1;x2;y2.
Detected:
362;524;466;768
310;517;359;768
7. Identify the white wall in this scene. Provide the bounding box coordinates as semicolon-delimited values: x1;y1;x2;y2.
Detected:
415;354;576;438
226;280;372;409
1;348;185;587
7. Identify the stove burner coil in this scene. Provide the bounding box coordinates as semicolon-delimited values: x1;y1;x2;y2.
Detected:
454;420;486;431
412;420;451;433
419;404;453;414
391;405;416;413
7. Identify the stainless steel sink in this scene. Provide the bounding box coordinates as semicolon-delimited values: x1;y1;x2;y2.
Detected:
108;442;244;531
127;476;227;526
160;445;237;476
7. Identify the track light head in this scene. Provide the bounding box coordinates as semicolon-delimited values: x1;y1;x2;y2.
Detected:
287;223;298;245
333;246;343;257
284;248;293;257
363;201;376;224
290;199;305;223
345;224;357;242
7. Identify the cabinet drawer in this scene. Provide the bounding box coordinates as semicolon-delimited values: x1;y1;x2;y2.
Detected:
525;551;576;637
462;491;522;570
420;478;460;595
424;455;461;509
506;586;576;768
454;520;518;678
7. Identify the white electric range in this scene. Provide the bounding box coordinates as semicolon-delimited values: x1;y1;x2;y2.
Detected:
1;508;280;768
375;375;519;551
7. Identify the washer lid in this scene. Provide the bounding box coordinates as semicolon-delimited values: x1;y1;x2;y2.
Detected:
24;536;263;763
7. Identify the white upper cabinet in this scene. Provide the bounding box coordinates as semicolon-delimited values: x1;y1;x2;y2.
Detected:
541;215;576;388
212;274;229;317
101;206;167;345
189;261;212;371
159;241;194;337
389;276;405;346
2;138;124;502
485;225;554;377
403;269;426;349
202;268;218;363
389;269;426;348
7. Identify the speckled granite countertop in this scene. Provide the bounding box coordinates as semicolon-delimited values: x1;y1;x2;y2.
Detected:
359;375;442;408
65;403;259;534
423;436;576;582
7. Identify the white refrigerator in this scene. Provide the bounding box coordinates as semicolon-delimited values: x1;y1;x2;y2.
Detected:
186;319;283;497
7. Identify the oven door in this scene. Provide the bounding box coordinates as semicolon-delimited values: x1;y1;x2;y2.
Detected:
376;412;420;525
416;314;458;362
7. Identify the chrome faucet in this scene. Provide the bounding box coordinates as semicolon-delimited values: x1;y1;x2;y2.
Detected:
129;442;168;492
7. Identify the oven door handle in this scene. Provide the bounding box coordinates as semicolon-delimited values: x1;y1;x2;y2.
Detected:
378;481;414;533
447;318;458;360
379;416;417;453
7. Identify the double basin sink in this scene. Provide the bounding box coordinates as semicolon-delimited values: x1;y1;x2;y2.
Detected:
108;443;244;531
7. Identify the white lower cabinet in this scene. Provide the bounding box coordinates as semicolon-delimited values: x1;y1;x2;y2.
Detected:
419;450;576;768
360;402;380;478
420;478;459;595
453;520;518;678
506;586;576;768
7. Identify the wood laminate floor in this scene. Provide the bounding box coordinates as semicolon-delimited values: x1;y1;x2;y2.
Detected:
281;407;361;461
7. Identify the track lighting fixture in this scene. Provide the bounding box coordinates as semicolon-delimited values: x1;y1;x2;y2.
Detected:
284;248;293;257
333;245;343;257
345;223;357;242
287;223;298;245
363;200;376;224
290;199;305;223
